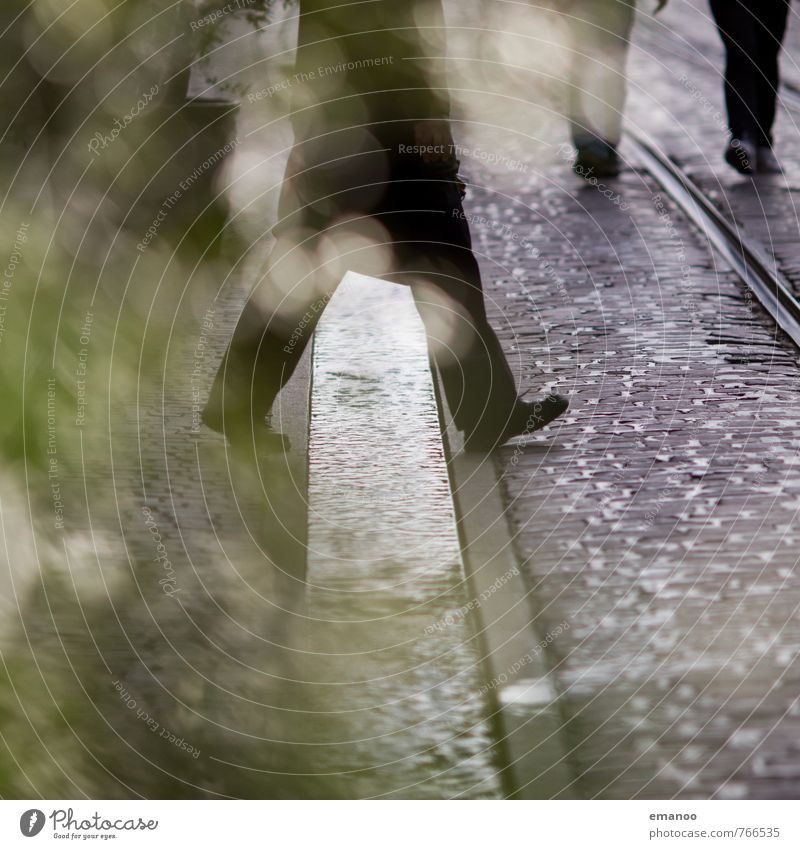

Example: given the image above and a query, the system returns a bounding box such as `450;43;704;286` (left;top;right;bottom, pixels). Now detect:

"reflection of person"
203;0;568;453
563;1;667;177
709;0;789;174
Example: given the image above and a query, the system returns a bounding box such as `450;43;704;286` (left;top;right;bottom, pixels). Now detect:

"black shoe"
725;135;757;175
464;393;569;453
574;139;620;178
757;145;781;174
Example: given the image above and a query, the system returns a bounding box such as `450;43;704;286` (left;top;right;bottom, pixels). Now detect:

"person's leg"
203;130;392;439
202;231;335;438
565;9;596;149
565;0;634;175
586;0;635;148
407;238;520;438
383;160;562;443
709;0;760;141
752;0;789;147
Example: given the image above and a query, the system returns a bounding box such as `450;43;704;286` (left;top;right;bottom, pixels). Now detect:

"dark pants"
565;0;636;147
709;0;789;146
205;131;519;436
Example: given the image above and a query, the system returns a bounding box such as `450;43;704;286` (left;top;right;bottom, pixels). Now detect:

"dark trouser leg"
409;256;519;438
386;175;519;436
753;0;789;146
207;140;521;439
204;134;392;433
566;0;635;147
203;233;335;433
206;222;517;439
710;0;761;140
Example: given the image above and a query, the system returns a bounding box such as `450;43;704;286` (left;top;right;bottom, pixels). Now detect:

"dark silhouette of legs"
203;155;520;440
710;0;789;145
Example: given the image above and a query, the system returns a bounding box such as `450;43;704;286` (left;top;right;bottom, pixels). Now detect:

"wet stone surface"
0;260;327;798
305;274;501;798
632;0;800;298
6;0;800;801
445;5;800;795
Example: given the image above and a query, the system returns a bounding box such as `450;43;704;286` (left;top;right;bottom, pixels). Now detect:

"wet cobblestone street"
4;0;800;803
449;0;800;798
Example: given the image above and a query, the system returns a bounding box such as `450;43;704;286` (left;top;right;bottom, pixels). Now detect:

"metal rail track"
626;128;800;347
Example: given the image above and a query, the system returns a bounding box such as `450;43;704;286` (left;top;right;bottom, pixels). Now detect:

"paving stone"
443;0;800;798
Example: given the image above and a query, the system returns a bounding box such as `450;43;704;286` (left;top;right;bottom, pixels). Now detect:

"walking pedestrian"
562;0;668;177
709;0;790;174
203;0;568;454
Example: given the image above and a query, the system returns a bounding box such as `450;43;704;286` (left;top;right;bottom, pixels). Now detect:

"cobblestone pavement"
632;1;800;298
444;0;800;799
6;0;800;801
